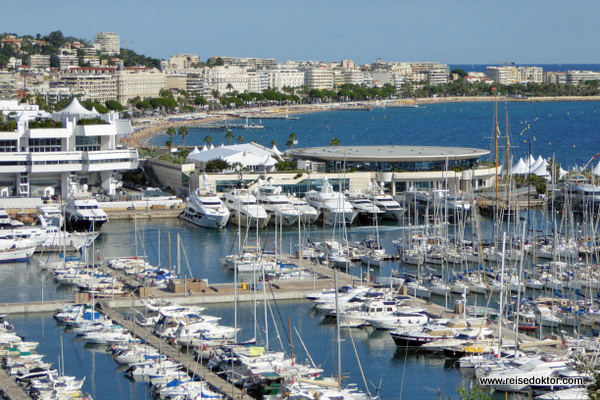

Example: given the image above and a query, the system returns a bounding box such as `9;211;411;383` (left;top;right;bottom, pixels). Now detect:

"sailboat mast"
334;269;342;386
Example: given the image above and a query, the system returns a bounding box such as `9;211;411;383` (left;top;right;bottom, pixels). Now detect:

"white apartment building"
566;70;600;85
168;54;200;69
334;69;365;87
29;55;51;70
58;55;79;70
59;68;117;103
202;66;251;94
517;66;543;84
207;56;277;69
269;68;305;91
0;98;137;197
545;71;567;84
409;62;449;85
304;68;334;90
114;68;165;105
486;66;518;85
93;32;120;56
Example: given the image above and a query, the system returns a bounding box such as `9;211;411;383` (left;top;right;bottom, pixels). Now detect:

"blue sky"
4;0;599;64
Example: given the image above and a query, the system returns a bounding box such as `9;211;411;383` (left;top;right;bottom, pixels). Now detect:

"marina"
1;103;600;400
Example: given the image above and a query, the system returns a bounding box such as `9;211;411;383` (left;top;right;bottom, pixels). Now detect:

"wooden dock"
0;368;30;400
97;301;245;400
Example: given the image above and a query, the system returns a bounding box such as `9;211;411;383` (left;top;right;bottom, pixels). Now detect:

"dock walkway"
97;301;245;400
0;368;30;400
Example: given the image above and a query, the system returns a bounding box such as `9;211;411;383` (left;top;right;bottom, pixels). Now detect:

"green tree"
286;131;298;148
329;137;341;146
178;126;189;146
203;135;213;146
236;135;244;143
451;68;468;78
105;100;125;111
205;158;230;172
166;127;176;149
194;96;208;107
270;139;277;147
225;129;235;145
457;386;491;400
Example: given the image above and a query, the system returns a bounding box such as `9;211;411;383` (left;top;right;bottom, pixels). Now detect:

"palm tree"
178;126;189;146
166;127;176;149
329;137;341;146
270;139;277;147
225;129;235;145
203;135;213;146
286;131;298;148
236;135;244;143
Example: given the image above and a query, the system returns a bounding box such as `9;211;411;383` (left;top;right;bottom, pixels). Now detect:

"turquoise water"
151;101;600;167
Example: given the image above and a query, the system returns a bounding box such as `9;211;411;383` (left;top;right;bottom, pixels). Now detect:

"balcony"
0;152;28;173
75;124;117;137
28;127;71;139
83;149;139;172
30;151;83;173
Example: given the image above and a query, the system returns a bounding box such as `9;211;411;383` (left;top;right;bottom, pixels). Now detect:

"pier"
0;368;30;400
96;300;246;400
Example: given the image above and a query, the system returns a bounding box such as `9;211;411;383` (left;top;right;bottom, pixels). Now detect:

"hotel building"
93;32;120;56
0;99;138;197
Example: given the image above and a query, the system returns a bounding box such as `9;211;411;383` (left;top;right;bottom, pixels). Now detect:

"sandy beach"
125;95;600;147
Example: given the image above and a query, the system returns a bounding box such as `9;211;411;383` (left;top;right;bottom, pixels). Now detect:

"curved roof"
288;145;489;162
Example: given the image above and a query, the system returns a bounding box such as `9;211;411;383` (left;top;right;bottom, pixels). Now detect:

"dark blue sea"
151;101;600;168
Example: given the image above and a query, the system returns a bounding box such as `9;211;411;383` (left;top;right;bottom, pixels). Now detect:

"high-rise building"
305;68;334;90
114;68;165;105
93;32;120;56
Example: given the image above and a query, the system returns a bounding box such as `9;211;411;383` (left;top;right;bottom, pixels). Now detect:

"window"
0;140;17;152
29;138;61;152
76;136;101;151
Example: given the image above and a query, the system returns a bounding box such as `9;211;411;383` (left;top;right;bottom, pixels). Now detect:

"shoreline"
125;95;600;147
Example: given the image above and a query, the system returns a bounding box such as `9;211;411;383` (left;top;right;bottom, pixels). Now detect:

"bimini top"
288;145;489;162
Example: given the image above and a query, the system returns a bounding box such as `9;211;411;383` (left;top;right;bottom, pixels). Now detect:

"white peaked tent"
527;154;536;169
209;144;215;149
592;161;600;176
271;144;284;157
531;159;549;177
559;167;568;179
510;158;528;175
55;98;98;116
190;146;200;155
529;156;544;172
200;145;208;152
260;155;277;168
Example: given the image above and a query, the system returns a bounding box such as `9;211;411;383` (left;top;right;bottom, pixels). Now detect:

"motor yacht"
182;186;230;229
223;189;270;228
305;178;357;226
65;196;108;232
253;182;301;226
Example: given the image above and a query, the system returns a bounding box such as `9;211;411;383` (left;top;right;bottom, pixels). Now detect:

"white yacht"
369;184;406;220
305;178;357;226
223;189;270;228
65;196;108;232
37;204;64;228
253;182;301;226
183;186;230;229
288;195;319;224
344;190;384;222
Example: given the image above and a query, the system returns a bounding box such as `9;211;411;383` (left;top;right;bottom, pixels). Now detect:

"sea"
150;100;600;168
5;102;600;400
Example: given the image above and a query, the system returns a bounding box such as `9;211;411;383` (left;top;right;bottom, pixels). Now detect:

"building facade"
114;68;166;105
0;98;137;197
93;32;120;56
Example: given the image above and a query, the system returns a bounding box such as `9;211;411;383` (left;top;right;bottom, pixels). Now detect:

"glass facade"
76;136;101;151
324;158;476;173
215;178;349;197
29;138;62;152
0;140;17;152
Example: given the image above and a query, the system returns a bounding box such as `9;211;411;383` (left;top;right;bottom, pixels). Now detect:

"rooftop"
287;145;489;162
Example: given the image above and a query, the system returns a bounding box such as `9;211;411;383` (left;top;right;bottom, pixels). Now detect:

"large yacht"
305;178;357;226
253;181;301;226
288;195;319;224
369;183;406;220
344;190;384;222
223;189;270;228
65;196;108;232
182;185;230;229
